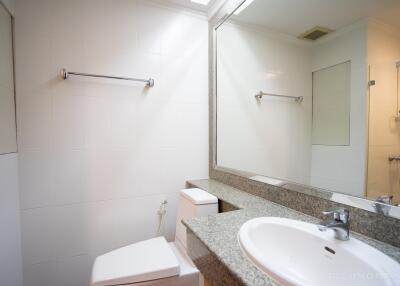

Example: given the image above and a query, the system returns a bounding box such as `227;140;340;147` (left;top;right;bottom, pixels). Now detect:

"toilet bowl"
91;188;218;286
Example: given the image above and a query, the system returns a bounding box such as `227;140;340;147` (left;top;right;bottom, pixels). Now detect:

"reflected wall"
216;0;400;203
216;15;369;197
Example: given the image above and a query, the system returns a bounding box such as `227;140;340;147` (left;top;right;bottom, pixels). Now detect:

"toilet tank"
175;188;218;250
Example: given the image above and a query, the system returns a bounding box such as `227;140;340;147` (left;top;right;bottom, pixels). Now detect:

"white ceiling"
231;0;400;37
152;0;219;12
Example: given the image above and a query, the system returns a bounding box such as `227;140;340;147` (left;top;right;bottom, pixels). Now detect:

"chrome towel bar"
255;91;303;103
60;68;154;87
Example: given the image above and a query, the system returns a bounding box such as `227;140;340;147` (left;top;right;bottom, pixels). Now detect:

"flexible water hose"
156;200;168;237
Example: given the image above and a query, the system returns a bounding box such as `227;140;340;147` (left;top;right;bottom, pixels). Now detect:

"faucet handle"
322;207;349;223
375;195;393;205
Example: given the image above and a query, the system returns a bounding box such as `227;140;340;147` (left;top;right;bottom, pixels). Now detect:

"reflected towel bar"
255;91;303;103
60;68;154;87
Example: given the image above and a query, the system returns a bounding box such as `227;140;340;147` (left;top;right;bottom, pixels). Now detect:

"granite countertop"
183;179;400;286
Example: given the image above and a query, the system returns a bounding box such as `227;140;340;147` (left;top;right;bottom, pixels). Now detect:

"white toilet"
91;188;218;286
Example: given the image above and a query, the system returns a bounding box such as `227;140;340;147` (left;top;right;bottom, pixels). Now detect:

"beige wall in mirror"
215;0;400;206
0;2;16;154
367;20;400;205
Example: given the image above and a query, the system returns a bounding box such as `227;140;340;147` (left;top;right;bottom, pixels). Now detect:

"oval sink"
238;217;400;286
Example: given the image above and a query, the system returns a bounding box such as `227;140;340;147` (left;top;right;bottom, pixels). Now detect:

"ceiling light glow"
234;0;255;15
191;0;211;5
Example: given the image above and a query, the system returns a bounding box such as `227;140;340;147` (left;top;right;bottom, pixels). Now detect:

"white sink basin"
238;217;400;286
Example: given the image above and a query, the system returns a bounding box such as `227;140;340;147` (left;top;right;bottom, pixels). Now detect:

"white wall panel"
15;1;209;285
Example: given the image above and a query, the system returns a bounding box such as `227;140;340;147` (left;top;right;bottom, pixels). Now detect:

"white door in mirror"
238;217;400;286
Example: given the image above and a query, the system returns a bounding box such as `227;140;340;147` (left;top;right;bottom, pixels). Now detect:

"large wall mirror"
0;2;16;154
215;0;400;217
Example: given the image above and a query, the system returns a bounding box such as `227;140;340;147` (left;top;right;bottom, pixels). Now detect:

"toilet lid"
91;237;180;286
180;188;218;205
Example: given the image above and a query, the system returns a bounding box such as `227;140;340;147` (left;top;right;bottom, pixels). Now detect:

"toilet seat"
91;188;218;286
91;237;180;286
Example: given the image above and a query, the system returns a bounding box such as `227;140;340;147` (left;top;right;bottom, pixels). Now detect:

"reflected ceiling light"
234;0;255;15
191;0;211;5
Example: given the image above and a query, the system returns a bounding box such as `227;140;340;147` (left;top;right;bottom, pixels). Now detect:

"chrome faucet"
317;208;350;241
373;195;393;215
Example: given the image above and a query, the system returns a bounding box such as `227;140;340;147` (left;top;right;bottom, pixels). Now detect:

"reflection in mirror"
0;2;16;154
215;0;400;212
312;61;350;146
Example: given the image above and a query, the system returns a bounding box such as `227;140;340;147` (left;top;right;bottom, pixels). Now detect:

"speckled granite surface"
210;169;400;247
184;179;400;286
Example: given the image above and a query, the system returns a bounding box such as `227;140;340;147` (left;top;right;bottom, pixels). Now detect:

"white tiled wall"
0;1;22;286
310;22;368;197
216;20;368;196
0;0;17;153
216;22;313;184
14;1;208;285
0;154;23;286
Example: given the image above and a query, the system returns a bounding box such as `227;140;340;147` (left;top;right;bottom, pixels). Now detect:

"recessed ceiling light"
234;0;255;15
191;0;211;5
